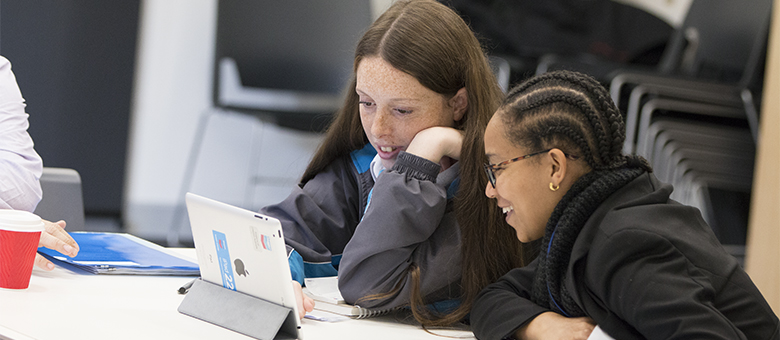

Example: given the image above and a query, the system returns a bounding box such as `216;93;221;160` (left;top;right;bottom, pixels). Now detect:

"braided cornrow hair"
500;70;650;172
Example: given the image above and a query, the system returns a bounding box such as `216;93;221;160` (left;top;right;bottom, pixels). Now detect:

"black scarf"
530;164;647;317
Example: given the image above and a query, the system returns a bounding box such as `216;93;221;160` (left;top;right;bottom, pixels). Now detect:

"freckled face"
484;114;550;242
356;56;457;169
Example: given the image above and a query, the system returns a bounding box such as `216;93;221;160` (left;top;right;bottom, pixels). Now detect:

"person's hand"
292;280;315;319
517;312;596;340
406;126;464;167
36;219;79;271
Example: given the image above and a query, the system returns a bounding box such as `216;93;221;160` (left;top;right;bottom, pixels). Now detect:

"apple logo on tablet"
234;258;249;276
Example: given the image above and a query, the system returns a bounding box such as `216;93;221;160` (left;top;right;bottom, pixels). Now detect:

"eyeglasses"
483;149;578;188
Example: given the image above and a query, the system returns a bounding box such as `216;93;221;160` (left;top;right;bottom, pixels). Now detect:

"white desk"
0;249;475;340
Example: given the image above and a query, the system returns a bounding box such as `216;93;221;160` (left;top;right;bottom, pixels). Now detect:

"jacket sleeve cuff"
391;151;441;183
288;249;305;285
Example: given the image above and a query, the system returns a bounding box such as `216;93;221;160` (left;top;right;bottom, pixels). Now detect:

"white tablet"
185;192;301;339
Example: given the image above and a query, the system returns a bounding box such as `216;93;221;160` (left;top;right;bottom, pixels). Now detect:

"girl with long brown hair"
261;0;529;324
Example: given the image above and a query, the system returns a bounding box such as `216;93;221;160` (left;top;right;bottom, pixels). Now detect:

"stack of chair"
610;0;772;264
536;0;773;264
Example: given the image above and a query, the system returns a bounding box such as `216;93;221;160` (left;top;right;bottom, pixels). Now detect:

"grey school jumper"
261;144;462;309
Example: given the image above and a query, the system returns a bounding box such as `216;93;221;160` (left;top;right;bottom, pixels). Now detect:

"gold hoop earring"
549;183;560;191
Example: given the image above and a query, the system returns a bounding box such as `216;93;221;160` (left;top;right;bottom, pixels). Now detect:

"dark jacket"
471;173;779;340
262;144;462;309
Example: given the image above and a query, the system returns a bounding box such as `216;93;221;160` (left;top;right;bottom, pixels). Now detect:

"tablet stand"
178;279;298;340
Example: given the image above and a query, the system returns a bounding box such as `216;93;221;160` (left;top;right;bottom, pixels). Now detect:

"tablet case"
178;279;299;340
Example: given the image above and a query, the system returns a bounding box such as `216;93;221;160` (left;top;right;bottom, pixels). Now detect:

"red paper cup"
0;210;44;289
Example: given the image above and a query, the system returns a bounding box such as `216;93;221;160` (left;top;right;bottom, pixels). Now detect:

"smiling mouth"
380;146;397;152
502;206;514;214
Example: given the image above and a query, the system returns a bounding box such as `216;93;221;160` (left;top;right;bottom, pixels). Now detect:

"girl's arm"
337;151;460;308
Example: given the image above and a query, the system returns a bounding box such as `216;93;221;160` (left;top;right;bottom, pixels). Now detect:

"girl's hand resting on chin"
405;127;463;170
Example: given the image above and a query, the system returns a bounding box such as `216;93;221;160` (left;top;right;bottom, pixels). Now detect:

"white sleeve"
0;56;43;212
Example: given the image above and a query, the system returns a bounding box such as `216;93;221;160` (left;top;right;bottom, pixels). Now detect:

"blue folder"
37;232;200;275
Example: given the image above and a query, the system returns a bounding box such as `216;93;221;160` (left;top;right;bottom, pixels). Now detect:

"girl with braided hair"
471;70;778;339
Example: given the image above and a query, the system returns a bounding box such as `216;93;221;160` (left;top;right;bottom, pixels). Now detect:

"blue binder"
37;232;199;275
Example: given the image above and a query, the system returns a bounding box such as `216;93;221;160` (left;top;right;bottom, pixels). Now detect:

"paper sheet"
304;276;345;303
587;326;615;340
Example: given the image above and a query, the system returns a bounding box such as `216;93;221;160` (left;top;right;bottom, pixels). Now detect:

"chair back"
34;167;85;231
212;0;371;131
657;0;773;82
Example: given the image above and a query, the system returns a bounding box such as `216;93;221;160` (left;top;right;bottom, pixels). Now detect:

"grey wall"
0;0;140;215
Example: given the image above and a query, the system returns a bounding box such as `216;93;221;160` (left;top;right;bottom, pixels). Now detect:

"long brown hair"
300;0;530;326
